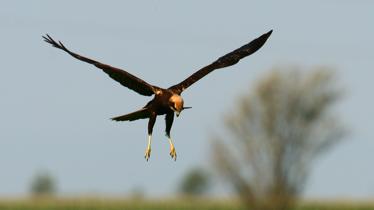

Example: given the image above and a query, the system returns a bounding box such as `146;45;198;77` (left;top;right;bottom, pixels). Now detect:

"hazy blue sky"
0;1;373;198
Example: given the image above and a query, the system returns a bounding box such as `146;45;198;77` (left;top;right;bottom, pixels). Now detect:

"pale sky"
0;1;373;198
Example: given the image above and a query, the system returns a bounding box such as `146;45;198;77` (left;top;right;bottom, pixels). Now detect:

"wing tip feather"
260;29;273;41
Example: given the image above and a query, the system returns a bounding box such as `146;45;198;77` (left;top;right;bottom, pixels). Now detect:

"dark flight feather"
43;34;159;96
169;30;272;94
111;108;150;121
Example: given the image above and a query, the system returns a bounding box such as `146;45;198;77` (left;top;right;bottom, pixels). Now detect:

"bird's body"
149;89;182;116
43;30;272;161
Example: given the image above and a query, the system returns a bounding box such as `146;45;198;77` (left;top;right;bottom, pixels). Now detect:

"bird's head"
169;94;191;117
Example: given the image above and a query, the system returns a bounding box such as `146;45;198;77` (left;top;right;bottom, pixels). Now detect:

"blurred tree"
130;186;146;200
178;167;211;196
30;171;57;197
212;67;345;210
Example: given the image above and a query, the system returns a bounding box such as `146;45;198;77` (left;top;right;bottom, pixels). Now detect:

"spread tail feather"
111;108;150;121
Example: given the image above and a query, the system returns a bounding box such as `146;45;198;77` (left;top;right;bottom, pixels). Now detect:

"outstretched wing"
169;30;272;94
43;34;159;96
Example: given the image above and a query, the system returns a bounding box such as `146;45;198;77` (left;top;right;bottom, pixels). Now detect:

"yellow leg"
144;135;152;161
168;138;177;161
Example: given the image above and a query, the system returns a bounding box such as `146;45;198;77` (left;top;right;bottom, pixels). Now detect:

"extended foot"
169;145;177;161
144;147;151;161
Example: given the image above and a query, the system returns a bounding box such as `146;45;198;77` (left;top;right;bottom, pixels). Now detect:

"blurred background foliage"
29;171;57;198
177;167;211;197
212;67;345;210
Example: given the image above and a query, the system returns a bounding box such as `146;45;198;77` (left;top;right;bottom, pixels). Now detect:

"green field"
0;198;374;210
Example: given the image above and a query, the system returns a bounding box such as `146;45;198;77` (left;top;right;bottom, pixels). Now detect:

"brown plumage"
43;30;272;161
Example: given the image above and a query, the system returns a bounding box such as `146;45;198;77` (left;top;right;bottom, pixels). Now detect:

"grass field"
0;198;374;210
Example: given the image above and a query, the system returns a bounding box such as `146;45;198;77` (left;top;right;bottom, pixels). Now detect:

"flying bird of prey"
43;30;272;161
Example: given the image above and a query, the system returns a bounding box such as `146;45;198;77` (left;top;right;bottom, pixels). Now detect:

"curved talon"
169;146;177;161
144;147;151;161
168;137;177;161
